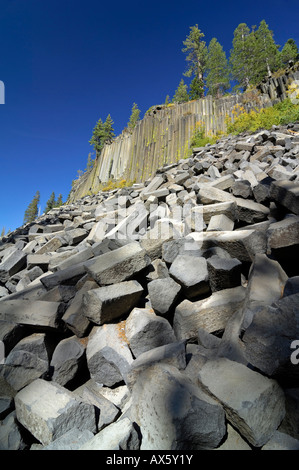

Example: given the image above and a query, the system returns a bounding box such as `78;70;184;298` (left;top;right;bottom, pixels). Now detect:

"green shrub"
190;125;218;148
226;98;299;134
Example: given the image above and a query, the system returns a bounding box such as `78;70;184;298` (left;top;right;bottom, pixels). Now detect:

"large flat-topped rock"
85;242;151;285
0;299;61;329
14;379;96;445
270;179;299;215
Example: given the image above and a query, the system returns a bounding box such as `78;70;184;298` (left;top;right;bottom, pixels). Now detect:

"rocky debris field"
1;123;299;450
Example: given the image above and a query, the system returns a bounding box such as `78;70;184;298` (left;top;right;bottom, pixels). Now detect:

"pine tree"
189;77;205;100
55;194;63;207
103;114;115;144
127;103;141;131
89;118;105;156
280;39;299;67
182;25;208;97
172;79;189;103
89;114;115;156
1;227;5;238
23;191;40;225
252;20;280;84
86;153;95;171
229;23;255;91
45;192;56;214
206;38;230;98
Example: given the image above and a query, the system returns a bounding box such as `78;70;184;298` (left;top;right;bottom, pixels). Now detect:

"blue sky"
0;0;298;233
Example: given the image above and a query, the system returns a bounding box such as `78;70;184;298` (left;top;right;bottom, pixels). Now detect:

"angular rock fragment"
207;214;234;232
270;179;299;215
127;341;186;390
0;250;27;283
85;242;150;285
63;228;88;245
173;286;246;339
242;253;288;328
83;280;143;325
198;357;285;447
86;323;133;386
14;379;96;445
40;428;94;450
0;299;61;330
235;197;270;223
197;186;236;205
242;293;299;380
131;363;226;450
266;215;299;251
79;417;140;450
50;336;86;386
189;228;267;262
0;411;26;450
169;255;210;299
74;383;120;431
207;256;242;292
125;308;176;357
147;277;181;315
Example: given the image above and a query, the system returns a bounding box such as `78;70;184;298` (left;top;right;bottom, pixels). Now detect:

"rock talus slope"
1;123;299;450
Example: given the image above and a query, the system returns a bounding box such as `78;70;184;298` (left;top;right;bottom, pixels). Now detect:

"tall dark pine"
23;191;40;225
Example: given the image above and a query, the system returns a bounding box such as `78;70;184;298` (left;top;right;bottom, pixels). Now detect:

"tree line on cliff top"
173;20;299;103
89;20;299;160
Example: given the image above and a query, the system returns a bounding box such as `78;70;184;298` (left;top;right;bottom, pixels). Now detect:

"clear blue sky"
0;0;298;233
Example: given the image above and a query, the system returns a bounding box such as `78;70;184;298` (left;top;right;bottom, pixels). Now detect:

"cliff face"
68;65;299;203
69;94;243;201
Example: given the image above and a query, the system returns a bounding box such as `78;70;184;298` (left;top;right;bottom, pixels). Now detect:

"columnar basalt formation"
68;65;299;203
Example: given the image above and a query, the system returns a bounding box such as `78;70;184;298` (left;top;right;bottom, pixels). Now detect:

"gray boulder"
169;255;210;299
207;256;242;292
79;417;140;450
242;293;299;380
198;357;285;447
14;379;96;446
147;278;181;315
85;242;151;285
50;336;86;386
131;363;226;450
83;280;143;325
125;308;176;358
174;286;246;340
86;323;133;386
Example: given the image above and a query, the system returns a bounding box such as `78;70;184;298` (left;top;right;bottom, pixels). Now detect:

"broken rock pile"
1;123;299;450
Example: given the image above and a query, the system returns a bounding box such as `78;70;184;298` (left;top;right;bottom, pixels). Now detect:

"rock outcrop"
1;122;299;450
68;64;299;202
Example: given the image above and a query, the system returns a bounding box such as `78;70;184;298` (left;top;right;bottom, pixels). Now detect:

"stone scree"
1;123;299;450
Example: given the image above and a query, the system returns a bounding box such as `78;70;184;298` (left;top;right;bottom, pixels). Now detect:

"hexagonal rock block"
270;179;299;215
125;308;176;358
147;278;181;315
14;379;96;446
0;250;27;283
131;363;226;450
266;216;299;251
86;323;133;387
242;293;299;380
169;255;210;299
85;242;151;285
173;286;246;340
83;280;144;325
207;256;242;292
50;336;86;386
198;357;285;447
